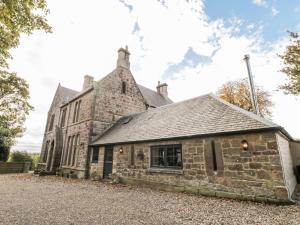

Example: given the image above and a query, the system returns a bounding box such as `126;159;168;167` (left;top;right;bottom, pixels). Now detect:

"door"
103;146;113;178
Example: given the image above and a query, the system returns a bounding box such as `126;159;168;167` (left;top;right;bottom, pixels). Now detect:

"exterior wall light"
241;140;249;150
119;147;123;154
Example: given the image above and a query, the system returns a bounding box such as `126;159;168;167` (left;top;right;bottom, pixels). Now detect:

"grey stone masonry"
40;47;171;179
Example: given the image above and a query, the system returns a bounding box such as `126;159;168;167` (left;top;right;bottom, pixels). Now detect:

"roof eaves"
90;126;282;147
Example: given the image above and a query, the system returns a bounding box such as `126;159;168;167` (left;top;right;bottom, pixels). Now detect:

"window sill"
146;168;183;175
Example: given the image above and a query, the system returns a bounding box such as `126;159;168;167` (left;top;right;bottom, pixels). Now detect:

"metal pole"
243;54;260;115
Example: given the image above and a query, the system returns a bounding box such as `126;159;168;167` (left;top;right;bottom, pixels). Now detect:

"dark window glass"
122;82;126;94
211;140;218;172
68;136;75;165
130;145;135;166
76;100;81;122
150;145;182;169
92;148;99;163
72;135;78;166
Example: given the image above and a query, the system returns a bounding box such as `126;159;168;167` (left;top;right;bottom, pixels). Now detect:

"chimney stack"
117;46;130;69
82;75;94;90
156;81;168;98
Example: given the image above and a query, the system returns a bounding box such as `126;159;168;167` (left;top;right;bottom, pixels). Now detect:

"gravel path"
0;173;300;225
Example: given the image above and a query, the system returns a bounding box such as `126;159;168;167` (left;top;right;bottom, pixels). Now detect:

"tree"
0;0;52;68
0;71;33;147
217;78;273;118
0;140;10;162
279;31;300;95
0;0;51;150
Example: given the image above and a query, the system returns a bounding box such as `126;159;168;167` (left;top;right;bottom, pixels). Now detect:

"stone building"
40;47;298;203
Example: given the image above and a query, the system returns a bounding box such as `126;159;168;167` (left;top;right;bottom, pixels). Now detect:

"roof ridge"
208;93;279;128
148;93;212;110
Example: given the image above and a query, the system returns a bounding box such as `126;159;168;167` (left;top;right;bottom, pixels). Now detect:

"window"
73;102;78;123
74;134;80;166
63;136;71;166
76;100;81;122
60;108;67;127
43;141;50;163
92;148;99;163
67;136;75;165
121;81;126;94
129;145;135;166
72;135;79;166
48;114;55;131
73;100;81;123
211;140;218;172
150;144;182;169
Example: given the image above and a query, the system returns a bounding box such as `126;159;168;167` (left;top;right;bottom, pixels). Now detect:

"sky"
9;0;300;152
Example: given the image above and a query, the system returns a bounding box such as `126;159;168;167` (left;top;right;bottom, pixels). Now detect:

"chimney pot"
82;75;94;90
117;46;130;69
156;81;168;98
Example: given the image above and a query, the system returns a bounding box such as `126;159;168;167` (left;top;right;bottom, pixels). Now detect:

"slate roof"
60;85;79;103
138;84;173;107
92;94;283;146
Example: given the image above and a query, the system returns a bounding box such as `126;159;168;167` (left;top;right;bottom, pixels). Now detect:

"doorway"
103;146;113;178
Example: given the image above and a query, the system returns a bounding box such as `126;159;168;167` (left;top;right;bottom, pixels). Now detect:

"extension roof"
92;94;288;146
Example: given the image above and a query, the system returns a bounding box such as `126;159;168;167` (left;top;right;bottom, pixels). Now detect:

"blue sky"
206;0;300;41
9;0;300;152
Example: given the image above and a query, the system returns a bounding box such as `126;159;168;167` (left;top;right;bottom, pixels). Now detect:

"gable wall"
290;141;300;167
60;89;95;178
40;87;67;165
92;67;146;138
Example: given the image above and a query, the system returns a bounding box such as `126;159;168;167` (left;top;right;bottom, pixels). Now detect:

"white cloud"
271;7;279;16
9;0;300;152
252;0;267;7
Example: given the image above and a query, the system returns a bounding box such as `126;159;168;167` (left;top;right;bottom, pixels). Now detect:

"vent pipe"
243;54;260;115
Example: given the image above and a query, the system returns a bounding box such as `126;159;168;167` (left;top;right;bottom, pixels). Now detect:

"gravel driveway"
0;173;300;225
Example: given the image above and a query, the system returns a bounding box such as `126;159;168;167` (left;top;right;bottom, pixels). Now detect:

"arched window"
122;81;126;94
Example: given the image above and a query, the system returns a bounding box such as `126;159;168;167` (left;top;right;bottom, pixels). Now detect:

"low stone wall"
0;162;31;174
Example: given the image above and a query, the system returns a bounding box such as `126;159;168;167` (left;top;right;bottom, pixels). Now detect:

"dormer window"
122;81;126;94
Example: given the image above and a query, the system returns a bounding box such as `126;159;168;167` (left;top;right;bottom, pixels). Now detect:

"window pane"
151;148;164;167
92;148;99;163
151;145;182;169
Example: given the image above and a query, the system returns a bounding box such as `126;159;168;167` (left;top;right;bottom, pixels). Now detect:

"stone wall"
94;131;294;203
0;162;31;174
92;67;146;138
60;89;95;178
40;84;80;172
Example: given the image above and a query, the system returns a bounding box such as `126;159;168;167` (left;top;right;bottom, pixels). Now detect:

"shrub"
9;151;32;163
